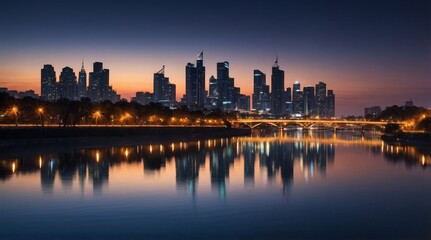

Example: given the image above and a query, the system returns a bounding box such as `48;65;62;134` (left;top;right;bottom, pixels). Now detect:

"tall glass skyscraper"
271;58;285;117
185;52;205;108
77;60;87;99
41;64;57;101
252;70;270;111
59;66;77;100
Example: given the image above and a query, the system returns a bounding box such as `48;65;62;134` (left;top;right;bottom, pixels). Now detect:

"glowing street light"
37;107;44;127
92;111;102;125
9;106;19;127
120;112;132;125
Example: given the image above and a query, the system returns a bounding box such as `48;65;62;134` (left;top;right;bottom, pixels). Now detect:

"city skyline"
0;0;429;115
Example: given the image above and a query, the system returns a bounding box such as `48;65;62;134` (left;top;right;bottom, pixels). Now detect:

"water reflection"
0;130;430;196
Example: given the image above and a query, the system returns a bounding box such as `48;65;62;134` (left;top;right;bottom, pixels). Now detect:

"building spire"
156;65;165;75
197;51;203;61
81;59;85;70
273;55;279;68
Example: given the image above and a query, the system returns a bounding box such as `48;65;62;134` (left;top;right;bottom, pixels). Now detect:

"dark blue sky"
0;0;429;115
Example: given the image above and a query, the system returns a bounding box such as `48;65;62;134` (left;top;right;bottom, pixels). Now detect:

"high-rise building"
285;87;292;115
364;106;381;118
209;75;218;98
271;58;285;117
238;94;250;111
185;52;205;108
185;63;197;105
196;52;205;107
41;64;58;101
77;60;87;99
216;61;235;110
252;70;270;112
153;65;176;107
293;81;300;92
292;90;304;115
315;82;326;116
88;62;110;102
58;66;77;100
303;86;315;116
207;75;218;108
132;91;154;105
325;90;335;117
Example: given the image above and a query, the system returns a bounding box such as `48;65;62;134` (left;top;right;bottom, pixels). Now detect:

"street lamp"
10;106;19;127
38;107;44;127
92;111;102;125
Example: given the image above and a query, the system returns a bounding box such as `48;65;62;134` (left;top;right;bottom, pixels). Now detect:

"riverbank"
0;126;251;149
381;131;431;146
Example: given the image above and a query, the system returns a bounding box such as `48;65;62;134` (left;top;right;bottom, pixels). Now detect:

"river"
0;130;430;239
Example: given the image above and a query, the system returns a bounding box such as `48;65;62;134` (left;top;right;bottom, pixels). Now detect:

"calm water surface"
0;130;430;239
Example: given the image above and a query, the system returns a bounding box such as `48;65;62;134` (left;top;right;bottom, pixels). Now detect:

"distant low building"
364;106;382;118
405;99;414;107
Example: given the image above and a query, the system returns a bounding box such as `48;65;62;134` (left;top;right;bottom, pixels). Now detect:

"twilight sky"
0;0;429;115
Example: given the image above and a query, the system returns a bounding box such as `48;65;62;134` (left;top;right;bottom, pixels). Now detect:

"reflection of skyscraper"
271;58;285;117
210;147;232;199
58;152;77;190
243;142;255;184
175;155;199;195
41;159;57;194
88;157;109;193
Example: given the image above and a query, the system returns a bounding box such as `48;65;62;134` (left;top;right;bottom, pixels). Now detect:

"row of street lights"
3;106;225;127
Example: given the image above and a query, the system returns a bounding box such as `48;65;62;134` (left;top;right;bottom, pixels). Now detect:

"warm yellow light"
39;156;43;168
38;107;44;114
96;151;100;162
422;155;426;166
125;149;129;157
12;163;16;173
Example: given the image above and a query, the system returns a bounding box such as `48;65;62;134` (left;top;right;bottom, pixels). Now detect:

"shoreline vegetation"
0;126;251;149
381;131;431;146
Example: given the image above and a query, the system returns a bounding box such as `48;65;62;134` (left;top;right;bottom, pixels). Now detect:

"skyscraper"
208;75;218;98
185;52;205;108
303;86;315;116
292;90;304;115
185;63;197;106
285;87;292;115
216;61;235;110
315;82;326;116
153;65;176;107
41;64;57;101
196;52;205;107
88;62;110;102
58;66;77;100
77;60;87;99
271;57;285;117
252;70;270;111
325;90;335;117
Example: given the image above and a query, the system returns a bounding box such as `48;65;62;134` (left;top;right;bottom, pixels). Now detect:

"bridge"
231;119;403;130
